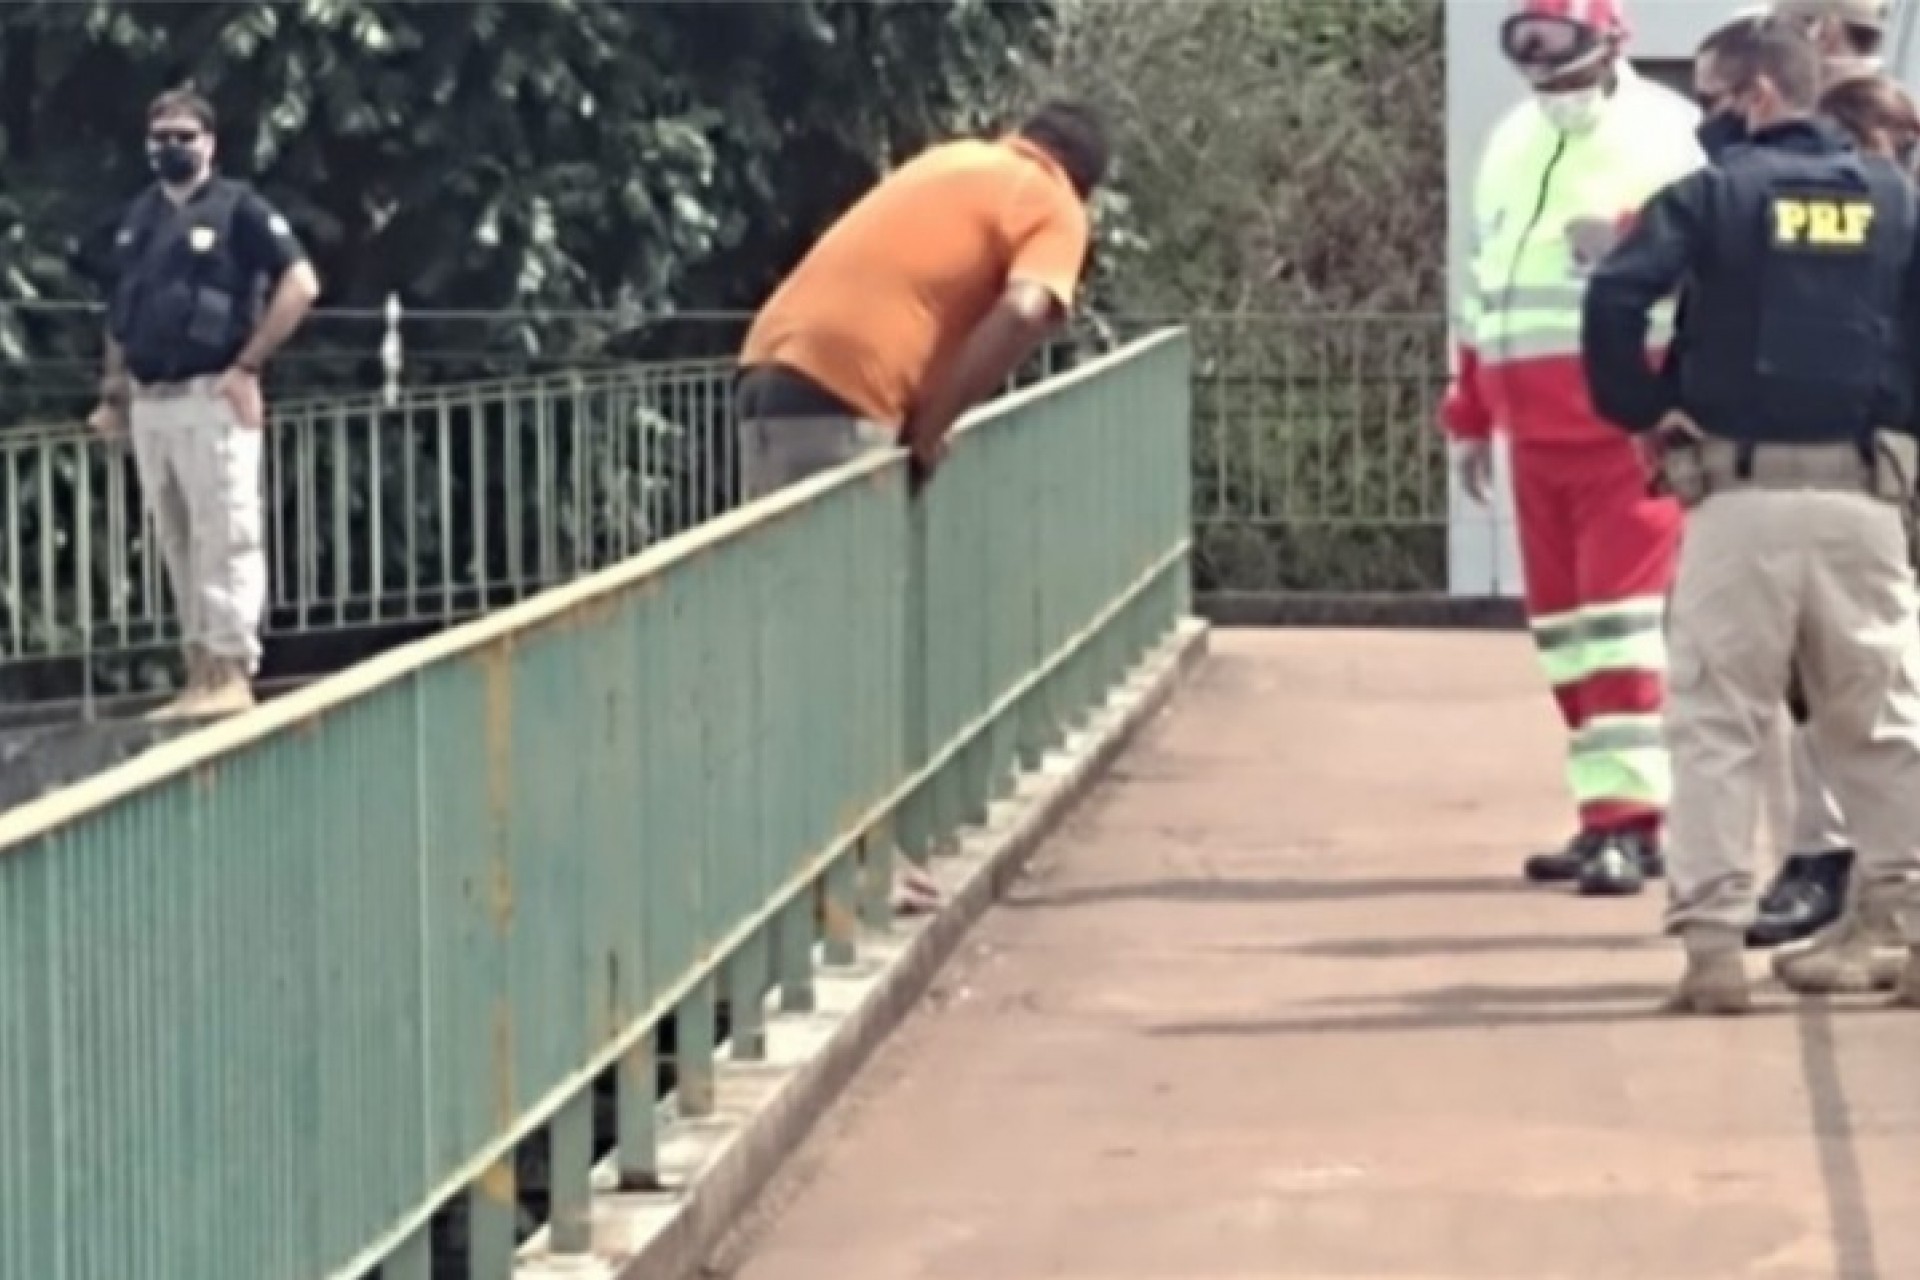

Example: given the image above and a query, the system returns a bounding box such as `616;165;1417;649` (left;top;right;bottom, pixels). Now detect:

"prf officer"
1580;18;1920;1015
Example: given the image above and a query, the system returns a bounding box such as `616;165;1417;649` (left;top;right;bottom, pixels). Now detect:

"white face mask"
1538;85;1606;134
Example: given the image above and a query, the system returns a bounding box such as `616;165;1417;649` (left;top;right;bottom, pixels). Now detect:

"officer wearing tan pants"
1744;0;1894;950
89;88;318;718
1581;17;1920;1013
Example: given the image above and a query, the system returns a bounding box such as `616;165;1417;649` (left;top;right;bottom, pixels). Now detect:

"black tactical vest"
108;179;260;383
1678;124;1918;445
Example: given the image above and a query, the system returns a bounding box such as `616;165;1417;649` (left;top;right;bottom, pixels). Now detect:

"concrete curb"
516;618;1210;1280
1197;590;1527;631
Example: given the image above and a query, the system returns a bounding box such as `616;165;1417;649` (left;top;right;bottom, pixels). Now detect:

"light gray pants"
1664;481;1920;942
737;414;893;501
129;378;267;673
1786;724;1852;854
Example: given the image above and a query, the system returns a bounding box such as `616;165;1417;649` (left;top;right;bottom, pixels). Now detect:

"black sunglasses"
149;129;202;146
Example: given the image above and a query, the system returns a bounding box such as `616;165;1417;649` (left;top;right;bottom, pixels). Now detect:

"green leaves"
1039;0;1443;319
1;0;1051;422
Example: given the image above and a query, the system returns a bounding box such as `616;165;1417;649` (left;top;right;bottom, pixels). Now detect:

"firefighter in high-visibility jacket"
1441;0;1705;895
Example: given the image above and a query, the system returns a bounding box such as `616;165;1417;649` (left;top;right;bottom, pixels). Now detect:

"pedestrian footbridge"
3;331;1915;1280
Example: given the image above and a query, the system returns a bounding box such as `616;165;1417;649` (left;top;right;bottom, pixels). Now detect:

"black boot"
1576;828;1661;897
1746;850;1854;949
1525;829;1663;886
1523;830;1604;883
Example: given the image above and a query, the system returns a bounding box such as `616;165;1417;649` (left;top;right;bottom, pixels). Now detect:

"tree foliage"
1045;0;1444;318
0;0;1051;419
1040;0;1449;592
0;0;1055;704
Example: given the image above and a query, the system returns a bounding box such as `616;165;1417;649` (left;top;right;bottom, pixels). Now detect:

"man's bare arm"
102;331;129;391
903;281;1062;454
89;333;131;434
235;260;320;372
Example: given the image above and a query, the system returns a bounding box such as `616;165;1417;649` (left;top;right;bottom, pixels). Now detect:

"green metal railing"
0;310;1448;706
0;330;1192;1280
0;359;738;697
0;333;1123;705
1184;312;1450;594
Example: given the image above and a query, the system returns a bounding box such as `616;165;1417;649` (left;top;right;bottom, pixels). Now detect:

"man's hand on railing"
905;423;949;495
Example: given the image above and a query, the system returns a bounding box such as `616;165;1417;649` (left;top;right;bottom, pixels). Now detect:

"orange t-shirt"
738;135;1090;429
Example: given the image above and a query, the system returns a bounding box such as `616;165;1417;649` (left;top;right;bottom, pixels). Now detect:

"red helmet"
1501;0;1629;84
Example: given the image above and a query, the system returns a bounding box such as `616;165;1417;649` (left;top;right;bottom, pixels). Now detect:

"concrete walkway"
715;631;1920;1280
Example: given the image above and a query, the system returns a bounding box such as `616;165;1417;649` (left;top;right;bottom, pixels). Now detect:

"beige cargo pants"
1664;440;1920;943
1785;725;1852;854
129;378;268;674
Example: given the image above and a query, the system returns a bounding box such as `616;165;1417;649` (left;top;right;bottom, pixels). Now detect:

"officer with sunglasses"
88;88;321;719
1581;16;1920;1015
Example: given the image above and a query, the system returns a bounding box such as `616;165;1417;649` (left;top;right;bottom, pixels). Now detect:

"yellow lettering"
1808;202;1843;243
1845;201;1875;241
1773;197;1873;246
1775;199;1809;242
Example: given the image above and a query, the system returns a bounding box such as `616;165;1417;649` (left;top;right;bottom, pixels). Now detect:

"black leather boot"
1524;829;1663;887
1523;830;1604;883
1577;829;1661;897
1746;850;1853;949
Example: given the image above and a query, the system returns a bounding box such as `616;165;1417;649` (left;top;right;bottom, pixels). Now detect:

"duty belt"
1658;431;1917;509
130;375;220;402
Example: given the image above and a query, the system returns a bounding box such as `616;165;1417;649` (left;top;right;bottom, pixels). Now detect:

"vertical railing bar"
536;387;556;588
37;436;55;662
74;437;95;710
106;435;130;651
297;402;318;631
571;381;589;577
504;394;524;599
403;393;420;621
5;442;23;655
331;400;350;627
474;387;493;615
267;412;287;615
368;398;386;625
436;396;454;621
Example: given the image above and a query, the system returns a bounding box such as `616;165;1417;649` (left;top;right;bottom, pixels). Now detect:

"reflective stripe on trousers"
1531;597;1671;811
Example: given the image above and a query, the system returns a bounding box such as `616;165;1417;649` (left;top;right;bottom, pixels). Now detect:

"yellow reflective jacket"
1442;64;1705;445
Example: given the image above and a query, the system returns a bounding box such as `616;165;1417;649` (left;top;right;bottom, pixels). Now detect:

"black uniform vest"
108;179;261;384
1678;123;1917;445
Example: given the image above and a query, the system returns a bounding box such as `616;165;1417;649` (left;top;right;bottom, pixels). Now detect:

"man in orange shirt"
736;99;1109;497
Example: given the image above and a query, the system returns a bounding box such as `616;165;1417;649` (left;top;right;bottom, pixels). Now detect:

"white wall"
1443;0;1757;596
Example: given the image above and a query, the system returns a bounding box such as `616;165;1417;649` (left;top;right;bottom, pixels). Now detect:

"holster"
1655;440;1712;507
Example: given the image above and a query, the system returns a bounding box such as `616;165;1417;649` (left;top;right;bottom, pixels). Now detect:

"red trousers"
1511;437;1682;834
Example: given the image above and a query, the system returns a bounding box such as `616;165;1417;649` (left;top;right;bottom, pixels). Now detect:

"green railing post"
548;1093;595;1254
726;932;769;1062
775;895;818;1013
676;977;718;1117
466;1161;518;1280
616;1032;662;1192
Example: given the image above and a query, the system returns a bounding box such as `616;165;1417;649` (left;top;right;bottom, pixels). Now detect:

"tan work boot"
1894;949;1920;1009
147;645;211;720
1666;926;1752;1015
1772;886;1903;996
1866;942;1910;992
194;656;257;716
